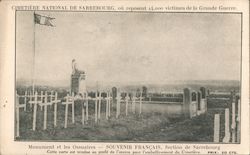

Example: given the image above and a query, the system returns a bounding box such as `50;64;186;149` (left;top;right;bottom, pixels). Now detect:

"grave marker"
85;92;89;121
105;94;108;119
82;104;85;125
125;93;129;116
108;92;111;117
105;92;111;119
223;108;230;143
132;94;136;114
43;92;48;130
28;91;40;131
63;94;69;128
15;92;20;137
24;91;27;111
197;91;201;111
231;102;236;143
52;92;60;127
213;114;220;143
116;92;121;118
95;92;98;123
195;91;199;112
98;92;101;120
237;99;241;142
72;92;75;124
112;87;117;109
29;91;33;106
200;87;206;99
40;91;44;111
119;92;121;116
49;91;54;109
62;93;74;128
139;91;143;115
183;88;191;118
81;92;87;124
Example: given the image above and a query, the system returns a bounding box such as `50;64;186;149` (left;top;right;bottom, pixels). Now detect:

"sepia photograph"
15;11;241;143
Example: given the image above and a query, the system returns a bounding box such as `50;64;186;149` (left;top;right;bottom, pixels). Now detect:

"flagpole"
31;13;55;94
32;11;36;95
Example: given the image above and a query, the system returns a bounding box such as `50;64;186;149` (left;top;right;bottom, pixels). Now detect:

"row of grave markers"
59;91;144;127
15;91;60;136
15;87;209;137
213;99;241;143
16;88;241;142
15;90;145;137
62;91;112;127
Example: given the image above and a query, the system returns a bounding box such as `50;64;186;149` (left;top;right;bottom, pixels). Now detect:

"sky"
16;11;241;87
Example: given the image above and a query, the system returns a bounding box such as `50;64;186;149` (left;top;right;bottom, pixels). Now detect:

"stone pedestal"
71;73;86;95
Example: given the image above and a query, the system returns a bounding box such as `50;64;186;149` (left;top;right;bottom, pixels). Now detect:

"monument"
71;59;86;96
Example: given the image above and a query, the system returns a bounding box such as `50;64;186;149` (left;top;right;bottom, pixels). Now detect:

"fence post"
213;114;220;143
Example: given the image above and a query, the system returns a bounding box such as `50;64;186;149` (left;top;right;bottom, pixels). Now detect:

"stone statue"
71;59;86;96
72;59;85;75
72;59;77;74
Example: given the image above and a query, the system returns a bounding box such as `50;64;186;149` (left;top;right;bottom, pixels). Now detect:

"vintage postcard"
0;0;249;155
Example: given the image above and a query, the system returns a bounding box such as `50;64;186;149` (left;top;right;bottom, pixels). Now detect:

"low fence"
145;87;208;118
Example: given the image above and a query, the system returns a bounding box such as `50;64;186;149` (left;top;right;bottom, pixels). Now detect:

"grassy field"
15;81;240;142
16;98;228;142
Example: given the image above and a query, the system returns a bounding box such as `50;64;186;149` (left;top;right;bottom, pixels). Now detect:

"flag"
34;13;55;27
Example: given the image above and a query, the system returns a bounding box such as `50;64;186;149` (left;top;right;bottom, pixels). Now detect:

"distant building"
71;59;86;95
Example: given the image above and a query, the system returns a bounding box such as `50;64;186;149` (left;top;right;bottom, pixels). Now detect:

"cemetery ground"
16;97;228;142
